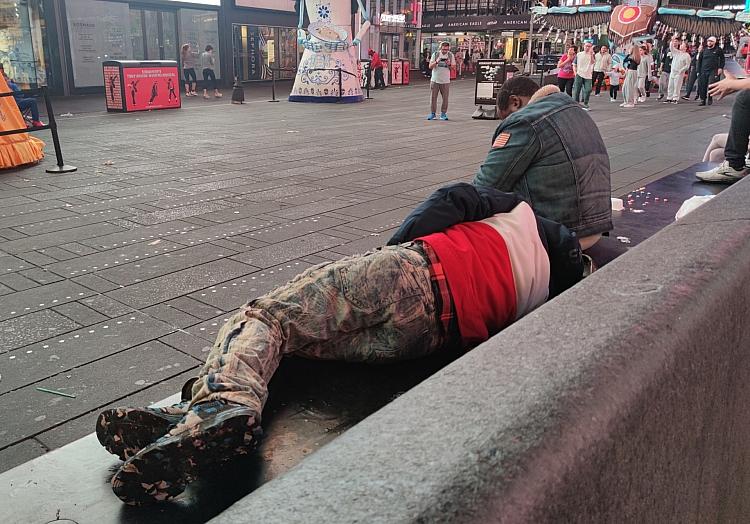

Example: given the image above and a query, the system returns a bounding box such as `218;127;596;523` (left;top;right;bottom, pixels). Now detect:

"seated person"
97;182;592;505
696;73;750;183
1;67;44;128
473;77;612;250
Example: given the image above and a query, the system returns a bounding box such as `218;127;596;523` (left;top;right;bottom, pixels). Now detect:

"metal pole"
527;9;534;76
338;67;343;101
365;64;372;99
269;68;280;102
42;86;77;173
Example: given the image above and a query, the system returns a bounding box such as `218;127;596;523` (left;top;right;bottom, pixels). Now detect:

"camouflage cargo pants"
189;245;445;421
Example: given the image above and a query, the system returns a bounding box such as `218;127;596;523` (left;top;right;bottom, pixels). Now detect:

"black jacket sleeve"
387;183;524;245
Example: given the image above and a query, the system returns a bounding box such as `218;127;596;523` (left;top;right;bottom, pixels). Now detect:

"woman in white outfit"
667;42;691;103
621;44;641;108
290;0;371;103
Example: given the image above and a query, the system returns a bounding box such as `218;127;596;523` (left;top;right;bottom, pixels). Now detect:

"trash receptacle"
390;59;410;85
103;60;181;113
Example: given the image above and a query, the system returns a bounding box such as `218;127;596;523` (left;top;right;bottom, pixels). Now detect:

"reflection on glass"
232;24;298;81
130;10;144;60
0;0;48;87
180;9;220;78
144;10;160;59
161;12;177;61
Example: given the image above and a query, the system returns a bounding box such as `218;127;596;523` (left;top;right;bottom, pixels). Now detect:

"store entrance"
130;9;178;61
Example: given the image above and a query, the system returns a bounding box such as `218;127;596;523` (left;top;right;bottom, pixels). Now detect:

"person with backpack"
427;41;456;121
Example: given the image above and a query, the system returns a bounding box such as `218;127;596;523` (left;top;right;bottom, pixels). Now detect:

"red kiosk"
103;60;181;113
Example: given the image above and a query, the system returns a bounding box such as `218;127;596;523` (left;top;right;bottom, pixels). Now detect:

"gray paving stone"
0;283;13;296
105;258;256;309
36;246;79;261
142;303;203;329
230;233;344;269
0;228;27;241
0;310;81;353
0;281;94;323
32;369;198;456
56;242;103;256
199;201;283;223
94;244;236;287
0;195;37;209
161;217;276;247
0;223;126;254
189;259;316;311
0;313;175;395
17;251;60;267
12;209;128;236
19;268;65;286
71;274;120;294
127;201;236;226
0;438;47;474
158;330;214;360
79;295;135;317
29;183;123;201
0;341;197;448
0;208;76;230
0;273;40;292
247;215;344;244
51;302;108;326
334;196;419;219
78;220;197;250
163;296;225;320
0;254;32;273
344;208;413;233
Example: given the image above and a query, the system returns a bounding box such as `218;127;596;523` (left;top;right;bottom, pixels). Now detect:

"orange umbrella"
0;74;44;169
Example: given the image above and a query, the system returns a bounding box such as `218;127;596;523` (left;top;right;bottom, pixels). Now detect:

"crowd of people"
558;36;726;109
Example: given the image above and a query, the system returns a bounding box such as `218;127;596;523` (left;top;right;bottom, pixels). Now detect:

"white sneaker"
610;98;615;102
622;103;635;108
637;96;645;103
695;161;749;183
619;102;626;107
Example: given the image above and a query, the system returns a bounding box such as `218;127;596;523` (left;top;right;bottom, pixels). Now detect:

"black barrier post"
338;67;343;101
39;87;76;173
365;64;372;100
269;69;280;103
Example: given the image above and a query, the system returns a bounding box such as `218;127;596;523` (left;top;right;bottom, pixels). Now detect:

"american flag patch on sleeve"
492;132;511;148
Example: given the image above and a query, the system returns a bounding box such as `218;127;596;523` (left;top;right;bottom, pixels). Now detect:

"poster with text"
235;0;295;11
65;0;132;87
123;67;181;112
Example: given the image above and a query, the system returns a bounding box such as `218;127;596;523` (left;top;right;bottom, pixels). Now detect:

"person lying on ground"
696;74;750;183
97;182;592;505
472;77;612;250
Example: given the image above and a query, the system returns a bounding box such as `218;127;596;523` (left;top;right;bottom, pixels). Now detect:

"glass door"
132;9;178;61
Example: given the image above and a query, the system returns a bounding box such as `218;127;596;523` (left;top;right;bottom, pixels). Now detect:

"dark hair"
295;0;358;14
205;44;213;52
496;76;540;111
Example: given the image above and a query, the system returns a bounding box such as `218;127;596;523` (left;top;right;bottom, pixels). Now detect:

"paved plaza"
0;77;735;474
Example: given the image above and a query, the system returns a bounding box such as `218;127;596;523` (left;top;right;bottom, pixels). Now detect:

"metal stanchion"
0;88;76;173
337;67;343;101
42;87;76;173
269;69;280;102
365;64;372;100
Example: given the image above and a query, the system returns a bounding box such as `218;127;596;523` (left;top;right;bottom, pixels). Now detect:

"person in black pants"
682;45;700;100
696;75;750;183
697;36;725;106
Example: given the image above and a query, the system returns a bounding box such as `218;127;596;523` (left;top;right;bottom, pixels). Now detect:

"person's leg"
572;75;582;102
202;68;209;97
593;72;601;95
189;69;197;94
110;247;443;504
724;90;750;170
16;99;39;122
684;68;697;98
674;74;684;101
658;72;668;98
430;81;439;115
582;77;592;105
565;77;574;96
440;83;449;115
557;76;567;92
667;73;677;100
702;133;728;162
637;76;645;99
697;71;708;102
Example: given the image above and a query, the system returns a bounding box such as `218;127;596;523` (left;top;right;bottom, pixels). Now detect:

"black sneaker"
707;98;713;106
694;95;699;101
698;101;706;106
96;377;197;461
111;400;261;505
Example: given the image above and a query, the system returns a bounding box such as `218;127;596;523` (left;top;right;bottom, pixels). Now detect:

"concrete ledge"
211;177;750;523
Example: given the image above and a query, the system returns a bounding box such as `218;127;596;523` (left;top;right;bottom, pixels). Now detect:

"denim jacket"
473;92;612;238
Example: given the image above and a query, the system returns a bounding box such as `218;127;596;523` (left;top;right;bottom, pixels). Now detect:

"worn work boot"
696;161;749;183
96;378;197;461
111;400;260;505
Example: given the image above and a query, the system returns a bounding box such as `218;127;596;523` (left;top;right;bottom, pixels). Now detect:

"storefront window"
179;9;221;77
65;0;131;87
232;24;298;82
0;0;49;87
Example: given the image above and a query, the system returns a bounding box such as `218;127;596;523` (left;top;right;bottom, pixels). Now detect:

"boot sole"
97;408;182;461
111;405;257;505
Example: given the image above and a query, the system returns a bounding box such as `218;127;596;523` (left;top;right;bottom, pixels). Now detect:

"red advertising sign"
104;66;123;110
123;66;181;111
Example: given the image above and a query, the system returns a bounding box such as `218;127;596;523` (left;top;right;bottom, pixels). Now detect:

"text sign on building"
381;14;406;24
474;59;506;106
